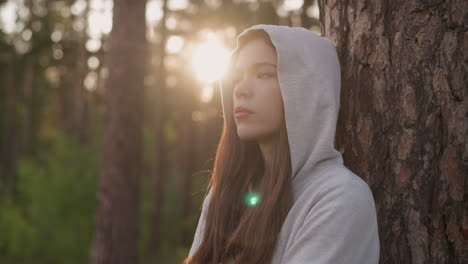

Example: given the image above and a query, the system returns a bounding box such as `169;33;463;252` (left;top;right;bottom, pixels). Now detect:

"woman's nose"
233;78;252;98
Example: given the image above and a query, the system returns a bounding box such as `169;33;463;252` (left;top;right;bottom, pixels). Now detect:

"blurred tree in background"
89;0;146;263
0;0;321;263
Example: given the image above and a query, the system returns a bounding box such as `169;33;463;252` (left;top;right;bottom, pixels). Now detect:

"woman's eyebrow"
234;62;277;73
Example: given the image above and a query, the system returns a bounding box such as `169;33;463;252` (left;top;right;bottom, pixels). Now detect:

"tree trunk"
90;0;147;263
72;0;90;144
301;0;314;29
147;0;169;259
318;0;467;263
20;55;37;156
0;53;18;194
179;93;198;248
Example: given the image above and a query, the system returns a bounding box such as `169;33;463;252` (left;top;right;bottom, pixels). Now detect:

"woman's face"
232;39;284;143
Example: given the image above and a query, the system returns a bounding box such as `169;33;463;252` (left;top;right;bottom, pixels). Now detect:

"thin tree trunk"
20;0;41;157
90;0;147;263
72;0;90;144
301;0;314;29
20;56;36;156
179;94;198;248
318;0;467;263
0;53;18;194
147;0;169;259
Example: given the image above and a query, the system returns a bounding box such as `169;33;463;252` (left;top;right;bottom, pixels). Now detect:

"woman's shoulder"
283;168;380;263
297;165;376;214
317;164;371;193
324;166;373;196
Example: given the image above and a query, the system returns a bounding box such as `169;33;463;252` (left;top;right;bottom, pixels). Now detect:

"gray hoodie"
188;24;380;264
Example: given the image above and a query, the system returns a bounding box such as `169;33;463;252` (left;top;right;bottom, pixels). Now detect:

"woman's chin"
236;130;261;142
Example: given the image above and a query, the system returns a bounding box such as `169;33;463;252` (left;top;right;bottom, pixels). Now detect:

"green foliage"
0;135;99;264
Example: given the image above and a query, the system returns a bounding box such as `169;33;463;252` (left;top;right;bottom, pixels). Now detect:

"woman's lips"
234;106;254;118
235;111;252;118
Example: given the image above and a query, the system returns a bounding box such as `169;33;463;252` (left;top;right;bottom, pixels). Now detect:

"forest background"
0;0;466;264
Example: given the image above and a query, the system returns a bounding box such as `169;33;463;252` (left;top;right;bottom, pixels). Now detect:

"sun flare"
191;37;230;83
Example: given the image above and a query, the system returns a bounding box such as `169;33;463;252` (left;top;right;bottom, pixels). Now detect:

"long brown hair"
185;30;293;264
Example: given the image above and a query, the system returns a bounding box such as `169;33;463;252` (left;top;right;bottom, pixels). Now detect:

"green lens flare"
244;191;261;207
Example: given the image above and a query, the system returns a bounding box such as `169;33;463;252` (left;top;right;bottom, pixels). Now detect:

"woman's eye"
257;72;271;79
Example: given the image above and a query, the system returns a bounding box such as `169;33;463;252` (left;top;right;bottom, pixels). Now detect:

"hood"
219;24;343;198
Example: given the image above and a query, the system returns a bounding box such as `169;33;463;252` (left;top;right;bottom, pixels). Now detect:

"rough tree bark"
90;0;147;263
318;0;467;263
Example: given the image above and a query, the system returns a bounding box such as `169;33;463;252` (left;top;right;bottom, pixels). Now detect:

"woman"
184;24;380;264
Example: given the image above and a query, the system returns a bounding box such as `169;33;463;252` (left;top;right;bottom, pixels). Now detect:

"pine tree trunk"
90;0;147;263
301;0;314;29
72;0;90;144
20;56;36;156
0;53;18;194
179;97;198;248
318;0;467;263
147;0;169;259
20;0;41;158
